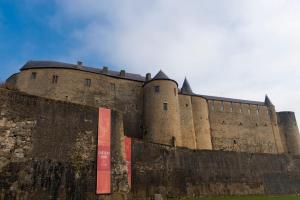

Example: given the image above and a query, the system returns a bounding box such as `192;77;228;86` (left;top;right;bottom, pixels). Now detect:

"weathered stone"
14;149;24;158
0;118;7;127
1;110;6;116
154;194;163;200
0;136;15;153
1;88;300;200
0;157;9;170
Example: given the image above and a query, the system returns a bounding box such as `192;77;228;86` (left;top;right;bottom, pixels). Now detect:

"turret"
179;78;196;149
265;95;276;124
264;95;285;154
277;112;300;155
143;70;181;146
180;78;212;150
181;78;194;95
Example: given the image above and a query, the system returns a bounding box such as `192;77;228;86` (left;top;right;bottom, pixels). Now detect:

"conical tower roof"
181;78;194;95
152;70;170;80
143;70;178;87
265;95;274;106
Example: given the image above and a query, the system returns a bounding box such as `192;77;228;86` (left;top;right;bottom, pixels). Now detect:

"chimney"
77;61;83;68
146;73;151;81
102;66;108;74
120;70;126;77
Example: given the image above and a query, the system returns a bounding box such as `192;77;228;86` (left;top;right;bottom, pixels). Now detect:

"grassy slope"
170;196;299;200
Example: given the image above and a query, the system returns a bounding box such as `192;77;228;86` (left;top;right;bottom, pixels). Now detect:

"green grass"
170;196;299;200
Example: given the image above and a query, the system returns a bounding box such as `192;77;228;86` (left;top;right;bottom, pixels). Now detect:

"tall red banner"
125;137;132;188
97;108;111;194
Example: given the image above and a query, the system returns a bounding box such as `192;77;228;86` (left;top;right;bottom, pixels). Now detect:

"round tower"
180;78;212;150
143;70;181;146
191;96;213;150
265;95;285;154
179;78;197;149
277;112;300;155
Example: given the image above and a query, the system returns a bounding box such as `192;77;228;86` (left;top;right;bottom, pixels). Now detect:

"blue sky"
1;0;300;121
0;1;57;80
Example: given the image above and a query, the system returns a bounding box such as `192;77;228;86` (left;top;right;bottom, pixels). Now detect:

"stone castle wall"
16;68;143;138
0;88;129;200
11;67;300;154
207;100;280;154
132;139;300;199
2;88;300;200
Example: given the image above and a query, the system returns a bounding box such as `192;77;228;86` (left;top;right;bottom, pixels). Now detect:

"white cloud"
54;0;300;122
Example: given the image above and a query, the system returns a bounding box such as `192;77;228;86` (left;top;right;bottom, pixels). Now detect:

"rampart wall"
1;89;300;200
0;88;129;200
132;140;300;199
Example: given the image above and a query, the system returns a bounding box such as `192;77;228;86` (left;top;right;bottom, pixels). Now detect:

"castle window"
163;102;168;111
154;86;160;93
171;136;176;146
85;79;91;87
31;72;37;80
52;75;58;84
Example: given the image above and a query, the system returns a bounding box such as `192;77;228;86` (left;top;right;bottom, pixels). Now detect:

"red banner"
97;108;111;194
125;137;132;188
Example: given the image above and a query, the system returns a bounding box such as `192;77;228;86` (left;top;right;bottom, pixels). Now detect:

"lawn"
170;196;299;200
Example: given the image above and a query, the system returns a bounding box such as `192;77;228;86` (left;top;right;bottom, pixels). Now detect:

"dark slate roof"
264;95;274;106
181;78;194;95
152;70;170;80
143;70;178;86
198;94;265;105
21;60;146;82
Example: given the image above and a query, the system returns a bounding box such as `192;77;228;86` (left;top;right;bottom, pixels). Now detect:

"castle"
6;60;300;155
2;60;300;199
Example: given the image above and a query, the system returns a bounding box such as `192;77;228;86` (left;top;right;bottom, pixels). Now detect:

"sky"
1;0;300;122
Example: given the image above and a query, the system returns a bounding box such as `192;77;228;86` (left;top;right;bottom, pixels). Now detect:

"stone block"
0;157;9;170
0;118;6;127
14;148;24;158
154;194;163;200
